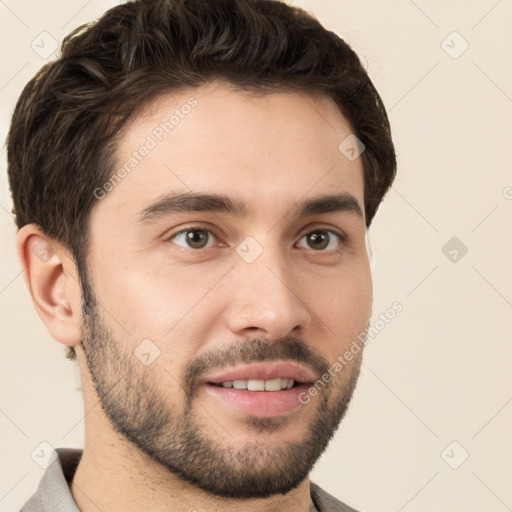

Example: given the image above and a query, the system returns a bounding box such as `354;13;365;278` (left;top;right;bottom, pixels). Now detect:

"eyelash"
165;225;346;253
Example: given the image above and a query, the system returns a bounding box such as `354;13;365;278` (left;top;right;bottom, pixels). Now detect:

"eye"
167;228;217;250
166;226;345;252
296;229;344;251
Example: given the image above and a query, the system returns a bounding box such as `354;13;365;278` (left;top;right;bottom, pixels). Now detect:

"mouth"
209;377;299;391
202;362;316;417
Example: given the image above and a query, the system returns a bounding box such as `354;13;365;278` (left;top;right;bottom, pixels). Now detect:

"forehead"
93;82;365;226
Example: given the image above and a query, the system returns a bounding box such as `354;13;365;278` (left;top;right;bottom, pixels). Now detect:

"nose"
226;241;312;340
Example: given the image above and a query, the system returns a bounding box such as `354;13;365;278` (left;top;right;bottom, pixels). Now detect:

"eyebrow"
136;191;364;224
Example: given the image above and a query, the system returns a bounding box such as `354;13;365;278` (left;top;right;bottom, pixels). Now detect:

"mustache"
181;336;330;398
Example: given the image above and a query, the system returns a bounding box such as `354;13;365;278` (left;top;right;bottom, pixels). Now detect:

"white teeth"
248;379;265;391
264;378;282;391
218;378;295;391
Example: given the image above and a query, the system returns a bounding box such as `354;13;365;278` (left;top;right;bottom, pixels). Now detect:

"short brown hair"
7;0;396;361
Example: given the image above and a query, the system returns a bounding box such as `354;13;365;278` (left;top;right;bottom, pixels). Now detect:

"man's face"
79;82;372;498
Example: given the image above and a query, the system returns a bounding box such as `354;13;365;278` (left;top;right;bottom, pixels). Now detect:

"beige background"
1;1;511;511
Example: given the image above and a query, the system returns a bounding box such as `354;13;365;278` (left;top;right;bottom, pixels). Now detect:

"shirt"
20;448;360;512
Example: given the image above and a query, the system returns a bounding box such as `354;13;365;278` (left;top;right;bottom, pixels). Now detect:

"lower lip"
204;383;310;417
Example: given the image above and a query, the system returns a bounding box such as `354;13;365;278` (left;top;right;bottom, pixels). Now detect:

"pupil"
187;230;207;248
309;231;328;250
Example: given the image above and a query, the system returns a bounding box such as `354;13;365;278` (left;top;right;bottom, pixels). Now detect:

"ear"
16;224;83;348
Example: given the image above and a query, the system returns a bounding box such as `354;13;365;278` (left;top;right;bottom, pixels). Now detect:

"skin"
17;80;373;512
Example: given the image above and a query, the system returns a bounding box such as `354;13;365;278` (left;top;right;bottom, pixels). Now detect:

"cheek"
312;264;372;346
91;261;224;352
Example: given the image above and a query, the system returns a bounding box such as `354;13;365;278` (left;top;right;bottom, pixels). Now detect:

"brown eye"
169;229;216;249
297;230;343;251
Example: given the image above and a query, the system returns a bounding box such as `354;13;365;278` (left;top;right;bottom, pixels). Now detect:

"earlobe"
16;224;82;348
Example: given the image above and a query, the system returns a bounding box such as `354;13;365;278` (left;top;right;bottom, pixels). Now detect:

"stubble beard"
79;287;364;498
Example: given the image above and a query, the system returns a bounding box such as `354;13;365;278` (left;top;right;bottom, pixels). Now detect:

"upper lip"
204;361;317;385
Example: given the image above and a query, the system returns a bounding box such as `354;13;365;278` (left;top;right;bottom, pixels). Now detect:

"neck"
70;428;312;512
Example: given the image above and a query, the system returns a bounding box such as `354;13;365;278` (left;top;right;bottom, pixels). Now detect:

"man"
7;0;396;510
